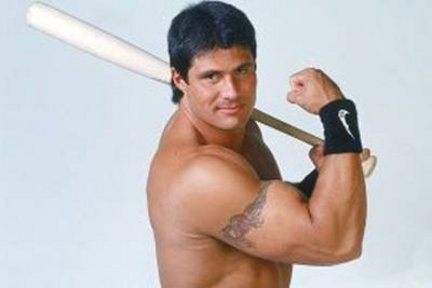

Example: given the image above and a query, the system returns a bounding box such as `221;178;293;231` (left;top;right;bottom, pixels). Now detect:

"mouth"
217;105;242;115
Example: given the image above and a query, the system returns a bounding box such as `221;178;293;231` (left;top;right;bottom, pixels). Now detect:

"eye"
201;71;221;83
206;72;217;80
236;65;252;76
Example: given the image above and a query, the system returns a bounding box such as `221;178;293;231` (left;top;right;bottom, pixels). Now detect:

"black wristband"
295;169;318;199
319;99;363;155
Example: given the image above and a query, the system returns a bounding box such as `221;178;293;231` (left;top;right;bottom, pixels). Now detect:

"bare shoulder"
184;145;260;181
157;145;262;230
172;145;261;203
147;140;259;203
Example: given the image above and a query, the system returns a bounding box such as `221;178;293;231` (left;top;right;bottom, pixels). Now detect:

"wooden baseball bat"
26;2;377;177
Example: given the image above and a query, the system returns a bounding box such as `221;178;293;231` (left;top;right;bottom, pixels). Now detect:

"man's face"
174;46;257;132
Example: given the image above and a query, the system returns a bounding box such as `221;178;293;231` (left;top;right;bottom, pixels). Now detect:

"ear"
172;68;188;94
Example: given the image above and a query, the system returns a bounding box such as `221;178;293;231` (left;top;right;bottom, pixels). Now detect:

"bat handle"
252;108;377;178
252;108;322;145
362;155;377;178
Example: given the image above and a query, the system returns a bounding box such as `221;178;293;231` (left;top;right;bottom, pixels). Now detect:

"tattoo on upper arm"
221;181;272;248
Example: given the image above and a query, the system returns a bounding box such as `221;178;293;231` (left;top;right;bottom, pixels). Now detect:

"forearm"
308;153;366;259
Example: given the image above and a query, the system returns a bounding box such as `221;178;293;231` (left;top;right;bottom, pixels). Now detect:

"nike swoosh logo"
338;109;355;139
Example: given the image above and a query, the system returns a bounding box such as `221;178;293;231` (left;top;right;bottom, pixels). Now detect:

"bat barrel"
26;2;171;83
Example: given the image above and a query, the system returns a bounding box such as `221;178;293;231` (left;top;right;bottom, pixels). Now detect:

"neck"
179;103;246;151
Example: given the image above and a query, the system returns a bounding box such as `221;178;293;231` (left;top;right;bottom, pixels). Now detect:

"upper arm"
172;150;342;265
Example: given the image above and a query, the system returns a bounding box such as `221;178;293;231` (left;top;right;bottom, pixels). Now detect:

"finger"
287;90;298;104
360;148;371;162
289;74;305;92
315;144;325;155
309;144;324;159
308;144;325;169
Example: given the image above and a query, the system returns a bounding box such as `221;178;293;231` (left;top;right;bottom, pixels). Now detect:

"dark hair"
167;1;257;103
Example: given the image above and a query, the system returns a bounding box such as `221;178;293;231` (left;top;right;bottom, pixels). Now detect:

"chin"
214;114;250;131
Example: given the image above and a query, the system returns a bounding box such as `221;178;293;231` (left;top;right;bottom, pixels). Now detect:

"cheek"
188;85;218;111
240;76;257;98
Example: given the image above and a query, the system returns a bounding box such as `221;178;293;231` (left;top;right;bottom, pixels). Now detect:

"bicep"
176;153;329;265
217;180;318;263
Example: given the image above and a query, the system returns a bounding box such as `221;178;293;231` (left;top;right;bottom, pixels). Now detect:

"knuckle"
305;67;316;74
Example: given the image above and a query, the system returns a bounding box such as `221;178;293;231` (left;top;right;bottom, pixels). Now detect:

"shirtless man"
147;1;367;287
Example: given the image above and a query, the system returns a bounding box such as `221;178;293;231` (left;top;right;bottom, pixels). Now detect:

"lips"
217;104;241;115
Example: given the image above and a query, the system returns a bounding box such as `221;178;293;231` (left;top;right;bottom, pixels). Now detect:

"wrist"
319;99;363;155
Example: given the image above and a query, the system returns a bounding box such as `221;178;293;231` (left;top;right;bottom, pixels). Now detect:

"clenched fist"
287;68;344;114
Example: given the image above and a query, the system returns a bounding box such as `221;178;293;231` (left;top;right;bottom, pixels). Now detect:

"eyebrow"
197;69;220;79
197;61;256;79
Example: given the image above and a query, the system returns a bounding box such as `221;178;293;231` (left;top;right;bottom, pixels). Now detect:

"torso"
147;110;292;287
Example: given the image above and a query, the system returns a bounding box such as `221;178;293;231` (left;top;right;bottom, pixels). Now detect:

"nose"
221;75;239;100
